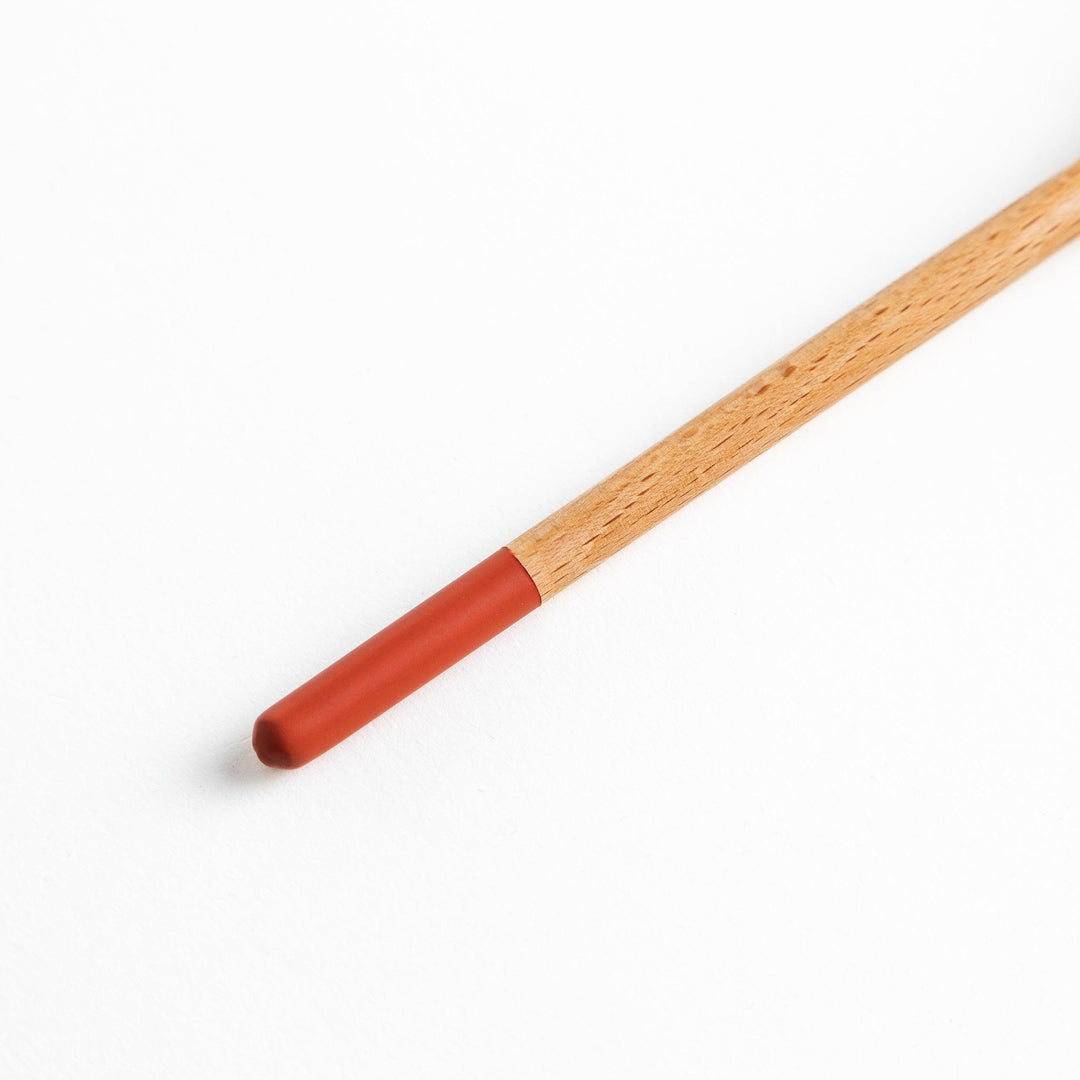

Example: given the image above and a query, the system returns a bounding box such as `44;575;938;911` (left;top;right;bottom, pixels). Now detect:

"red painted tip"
252;548;541;769
251;715;302;769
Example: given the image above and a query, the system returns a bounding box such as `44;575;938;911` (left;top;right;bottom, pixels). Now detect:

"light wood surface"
510;160;1080;600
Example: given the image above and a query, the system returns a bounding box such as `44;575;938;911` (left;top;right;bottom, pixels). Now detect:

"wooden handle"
510;160;1080;599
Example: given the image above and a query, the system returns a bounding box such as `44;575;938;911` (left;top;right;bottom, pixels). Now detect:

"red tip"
251;715;302;769
252;548;541;768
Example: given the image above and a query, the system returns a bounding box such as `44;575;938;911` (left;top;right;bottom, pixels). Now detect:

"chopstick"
254;157;1080;768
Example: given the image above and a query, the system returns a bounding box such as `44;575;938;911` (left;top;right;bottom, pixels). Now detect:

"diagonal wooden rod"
510;159;1080;598
255;158;1080;767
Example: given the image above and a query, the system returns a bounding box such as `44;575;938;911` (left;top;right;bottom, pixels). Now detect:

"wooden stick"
510;160;1080;598
254;158;1080;768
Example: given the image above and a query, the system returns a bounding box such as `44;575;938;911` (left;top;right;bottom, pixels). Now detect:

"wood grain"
510;160;1080;600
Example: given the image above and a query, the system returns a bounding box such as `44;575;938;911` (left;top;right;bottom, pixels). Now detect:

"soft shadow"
191;734;289;792
222;738;285;785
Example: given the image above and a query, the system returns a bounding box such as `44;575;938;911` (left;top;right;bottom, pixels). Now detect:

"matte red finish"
252;548;542;768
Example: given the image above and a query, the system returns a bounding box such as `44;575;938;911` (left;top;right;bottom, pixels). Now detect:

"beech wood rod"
254;158;1080;768
511;159;1080;598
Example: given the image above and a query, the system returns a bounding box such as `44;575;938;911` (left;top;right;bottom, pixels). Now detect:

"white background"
2;2;1079;1076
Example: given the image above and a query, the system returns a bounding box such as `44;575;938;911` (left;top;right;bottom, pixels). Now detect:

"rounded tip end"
252;715;303;769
